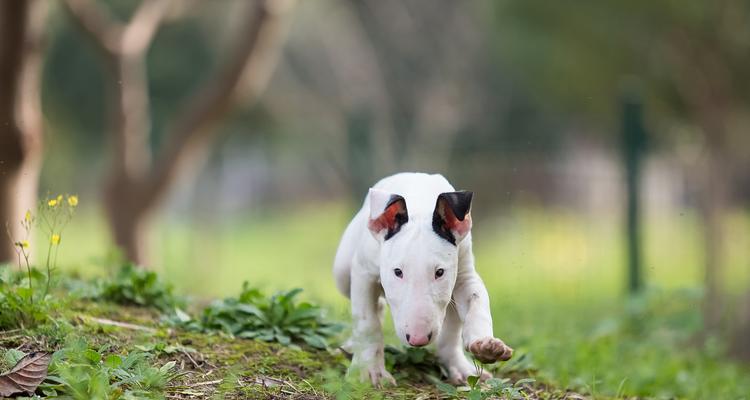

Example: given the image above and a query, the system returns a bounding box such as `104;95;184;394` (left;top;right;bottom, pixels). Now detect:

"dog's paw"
445;357;492;385
350;362;397;387
468;337;513;364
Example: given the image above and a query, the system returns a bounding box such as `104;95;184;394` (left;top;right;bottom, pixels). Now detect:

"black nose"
406;334;410;342
428;332;433;341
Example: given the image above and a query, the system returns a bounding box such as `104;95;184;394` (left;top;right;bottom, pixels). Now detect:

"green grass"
46;203;750;399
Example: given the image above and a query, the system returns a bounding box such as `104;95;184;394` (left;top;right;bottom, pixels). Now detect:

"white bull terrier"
333;172;513;386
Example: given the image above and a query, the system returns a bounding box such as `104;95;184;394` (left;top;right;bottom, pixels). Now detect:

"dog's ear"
368;188;409;240
432;191;473;245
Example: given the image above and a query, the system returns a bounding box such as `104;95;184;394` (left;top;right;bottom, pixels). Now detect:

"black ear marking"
384;194;408;240
441;191;473;221
432;191;473;245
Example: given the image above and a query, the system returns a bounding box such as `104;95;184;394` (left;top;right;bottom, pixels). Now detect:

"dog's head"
367;189;473;347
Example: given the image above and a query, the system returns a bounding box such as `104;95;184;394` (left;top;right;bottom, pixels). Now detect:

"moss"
157;330;344;398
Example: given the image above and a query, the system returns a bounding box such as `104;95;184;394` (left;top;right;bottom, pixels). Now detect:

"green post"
621;87;647;294
346;108;374;204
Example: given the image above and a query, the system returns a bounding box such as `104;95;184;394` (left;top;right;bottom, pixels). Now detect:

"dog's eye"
435;268;445;279
394;268;403;278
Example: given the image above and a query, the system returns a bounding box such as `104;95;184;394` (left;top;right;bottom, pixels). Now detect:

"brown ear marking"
368;194;409;240
432;191;473;245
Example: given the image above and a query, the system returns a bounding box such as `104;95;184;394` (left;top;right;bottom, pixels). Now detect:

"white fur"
333;172;498;385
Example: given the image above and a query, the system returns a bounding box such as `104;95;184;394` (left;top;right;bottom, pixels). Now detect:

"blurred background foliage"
2;0;750;398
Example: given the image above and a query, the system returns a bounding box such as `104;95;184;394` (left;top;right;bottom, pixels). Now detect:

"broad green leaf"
2;349;26;366
83;349;101;364
104;355;122;369
468;389;482;400
434;381;458;396
160;361;176;373
301;334;327;349
514;378;536;386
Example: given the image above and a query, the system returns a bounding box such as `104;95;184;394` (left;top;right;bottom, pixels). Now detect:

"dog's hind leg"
333;209;367;298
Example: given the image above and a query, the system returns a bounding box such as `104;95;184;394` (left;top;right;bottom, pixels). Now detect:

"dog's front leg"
348;265;395;386
453;247;513;364
437;304;492;384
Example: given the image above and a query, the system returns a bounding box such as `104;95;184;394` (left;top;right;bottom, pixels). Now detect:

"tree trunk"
0;0;45;264
103;190;150;264
63;0;293;266
101;49;154;263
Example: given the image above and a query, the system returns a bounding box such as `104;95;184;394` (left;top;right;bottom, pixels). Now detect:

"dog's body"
334;172;512;386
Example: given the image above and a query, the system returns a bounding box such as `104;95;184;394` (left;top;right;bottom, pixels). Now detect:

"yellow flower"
57;194;63;202
67;195;78;207
24;210;32;223
48;199;58;207
17;240;30;249
51;234;61;245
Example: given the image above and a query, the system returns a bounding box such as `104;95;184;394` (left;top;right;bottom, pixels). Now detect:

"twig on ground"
77;315;157;332
0;329;23;337
189;379;223;387
181;349;201;369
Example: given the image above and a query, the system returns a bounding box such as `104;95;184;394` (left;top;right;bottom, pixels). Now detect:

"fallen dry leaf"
0;352;51;397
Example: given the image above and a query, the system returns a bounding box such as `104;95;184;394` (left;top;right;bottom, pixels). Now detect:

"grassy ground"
32;204;750;399
0;297;579;399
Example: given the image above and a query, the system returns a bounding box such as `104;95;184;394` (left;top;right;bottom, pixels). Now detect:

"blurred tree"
349;0;526;171
271;0;561;206
349;0;423;167
492;0;750;336
0;0;47;264
62;0;294;265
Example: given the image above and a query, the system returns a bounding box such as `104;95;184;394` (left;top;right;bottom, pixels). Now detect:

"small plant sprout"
3;193;78;301
0;193;77;330
37;193;78;297
96;263;180;311
468;359;484;390
5;208;36;302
